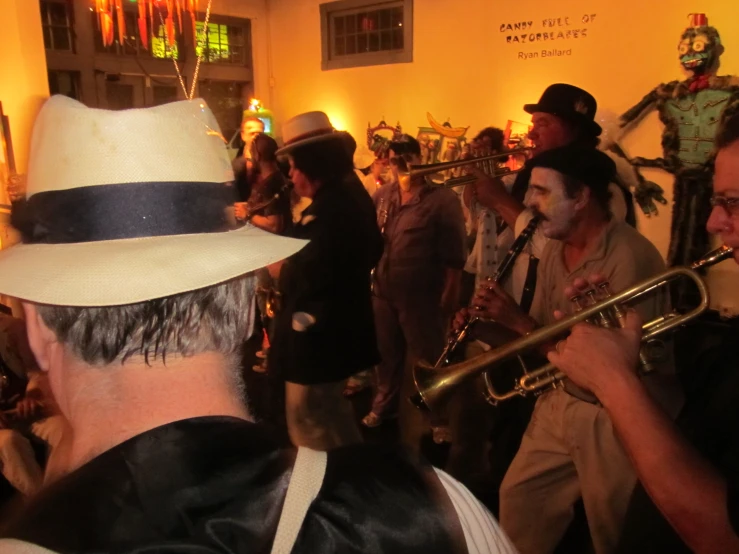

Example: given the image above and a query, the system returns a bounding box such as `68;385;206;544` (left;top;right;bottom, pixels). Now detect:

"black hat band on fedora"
14;181;239;244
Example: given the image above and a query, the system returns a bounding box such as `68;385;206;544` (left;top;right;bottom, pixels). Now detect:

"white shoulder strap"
270;446;327;554
0;539;60;553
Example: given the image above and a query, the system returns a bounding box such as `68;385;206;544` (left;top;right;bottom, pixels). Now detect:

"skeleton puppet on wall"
618;13;739;269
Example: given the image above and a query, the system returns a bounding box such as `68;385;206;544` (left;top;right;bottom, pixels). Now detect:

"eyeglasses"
709;195;739;216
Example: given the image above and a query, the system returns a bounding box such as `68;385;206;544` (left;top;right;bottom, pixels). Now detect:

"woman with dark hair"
238;132;293;373
267;112;383;450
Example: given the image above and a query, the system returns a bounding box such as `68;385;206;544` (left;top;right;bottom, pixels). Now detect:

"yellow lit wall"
267;0;739;313
0;0;49;174
0;0;48;313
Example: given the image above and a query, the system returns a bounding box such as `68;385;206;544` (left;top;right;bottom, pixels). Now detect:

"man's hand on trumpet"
547;277;644;401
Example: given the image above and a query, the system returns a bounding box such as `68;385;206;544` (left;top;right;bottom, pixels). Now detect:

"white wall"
0;0;49;312
1;0;50;174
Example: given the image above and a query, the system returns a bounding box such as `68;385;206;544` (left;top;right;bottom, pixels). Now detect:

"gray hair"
36;274;256;367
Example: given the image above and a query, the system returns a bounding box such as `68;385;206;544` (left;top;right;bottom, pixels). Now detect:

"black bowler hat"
524;83;602;137
528;144;615;191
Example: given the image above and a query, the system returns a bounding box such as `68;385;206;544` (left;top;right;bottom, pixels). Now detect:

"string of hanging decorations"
93;0;212;99
94;0;199;51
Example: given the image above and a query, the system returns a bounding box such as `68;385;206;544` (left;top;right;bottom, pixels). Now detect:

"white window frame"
320;0;413;71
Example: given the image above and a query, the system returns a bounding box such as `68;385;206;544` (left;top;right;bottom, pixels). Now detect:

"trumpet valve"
597;282;628;325
585;288;617;328
585;289;599;305
568;293;584;312
596;282;660;375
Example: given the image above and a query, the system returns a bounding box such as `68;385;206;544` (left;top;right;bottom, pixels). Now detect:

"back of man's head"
389;134;422;158
0;95;303;392
251;132;279;164
36;279;254;367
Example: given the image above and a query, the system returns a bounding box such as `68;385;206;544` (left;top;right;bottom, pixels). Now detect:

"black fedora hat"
528;144;616;192
524;83;602;137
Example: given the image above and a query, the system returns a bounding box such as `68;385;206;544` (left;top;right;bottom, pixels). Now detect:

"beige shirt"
530;219;683;413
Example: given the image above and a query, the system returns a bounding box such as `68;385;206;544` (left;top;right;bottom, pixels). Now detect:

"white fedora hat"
0;95;306;307
275;111;344;155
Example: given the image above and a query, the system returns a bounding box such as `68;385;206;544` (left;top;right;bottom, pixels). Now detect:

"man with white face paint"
471;144;683;554
444;86;637;494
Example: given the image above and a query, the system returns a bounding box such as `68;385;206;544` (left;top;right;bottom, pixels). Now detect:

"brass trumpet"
411;245;734;413
404;148;534;189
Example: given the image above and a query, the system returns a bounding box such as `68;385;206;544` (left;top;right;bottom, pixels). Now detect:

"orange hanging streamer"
97;0;114;47
149;0;154;41
166;0;175;47
175;0;183;36
138;0;148;50
96;0;107;46
115;0;125;47
188;0;198;48
105;13;114;47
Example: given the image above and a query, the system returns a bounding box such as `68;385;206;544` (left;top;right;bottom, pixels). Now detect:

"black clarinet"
435;215;541;367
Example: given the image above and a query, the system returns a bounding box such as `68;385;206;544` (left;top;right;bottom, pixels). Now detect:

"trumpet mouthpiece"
690;245;734;270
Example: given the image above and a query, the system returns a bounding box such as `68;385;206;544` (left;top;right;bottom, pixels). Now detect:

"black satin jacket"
1;417;466;554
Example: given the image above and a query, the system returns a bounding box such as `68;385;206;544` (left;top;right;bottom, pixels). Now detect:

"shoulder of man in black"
295;442;467;553
1;418;463;554
300;176;383;266
616;326;739;554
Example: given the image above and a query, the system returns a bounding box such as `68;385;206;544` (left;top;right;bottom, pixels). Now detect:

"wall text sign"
500;14;598;61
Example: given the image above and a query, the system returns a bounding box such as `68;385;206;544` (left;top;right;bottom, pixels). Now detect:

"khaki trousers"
285;381;362;451
500;389;636;554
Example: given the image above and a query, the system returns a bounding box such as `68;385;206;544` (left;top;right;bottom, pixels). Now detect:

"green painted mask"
678;26;722;75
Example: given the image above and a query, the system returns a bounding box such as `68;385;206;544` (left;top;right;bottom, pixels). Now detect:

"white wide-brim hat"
0;96;306;307
275;111;344;155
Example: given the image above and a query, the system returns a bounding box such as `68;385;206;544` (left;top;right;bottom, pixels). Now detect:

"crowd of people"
0;81;736;553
